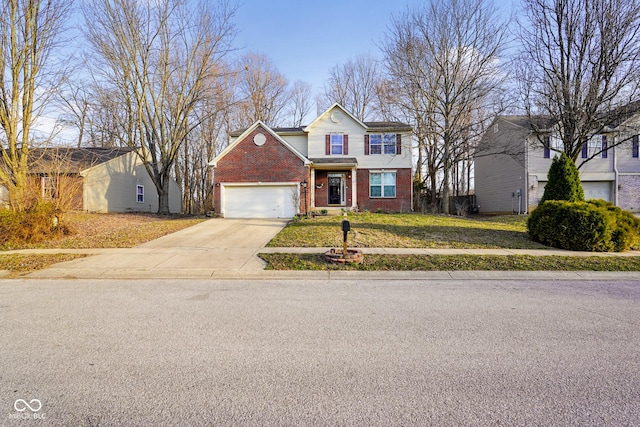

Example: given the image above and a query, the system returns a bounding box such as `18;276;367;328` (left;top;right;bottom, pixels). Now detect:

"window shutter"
396;134;402;155
325;135;330;155
543;136;550;158
343;134;349;155
633;135;639;158
364;135;370;155
602;136;608;159
582;144;588;158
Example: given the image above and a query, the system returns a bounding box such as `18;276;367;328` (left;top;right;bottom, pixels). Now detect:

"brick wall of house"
356;168;412;212
213;126;309;216
313;170;354;208
618;175;640;212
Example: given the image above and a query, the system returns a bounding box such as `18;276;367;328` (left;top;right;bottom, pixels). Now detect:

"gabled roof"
27;147;134;174
303;103;368;132
210;121;310;167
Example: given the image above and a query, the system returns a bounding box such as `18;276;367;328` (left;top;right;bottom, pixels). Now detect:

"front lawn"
260;253;640;271
268;213;548;249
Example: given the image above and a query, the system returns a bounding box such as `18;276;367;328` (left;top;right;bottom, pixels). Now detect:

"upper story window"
582;135;608;159
325;134;348;155
365;133;402;155
543;136;563;158
632;135;639;158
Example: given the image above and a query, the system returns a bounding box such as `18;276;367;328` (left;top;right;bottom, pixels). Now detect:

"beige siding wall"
83;152;182;213
475;153;526;213
475;118;527;213
306;106;412;169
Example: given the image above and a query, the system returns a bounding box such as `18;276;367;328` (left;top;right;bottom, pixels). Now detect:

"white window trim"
369;170;397;199
369;133;397;155
136;184;144;203
330;134;344;155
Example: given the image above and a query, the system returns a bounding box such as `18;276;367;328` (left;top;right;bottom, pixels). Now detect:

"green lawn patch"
268;213;548;249
259;253;640;271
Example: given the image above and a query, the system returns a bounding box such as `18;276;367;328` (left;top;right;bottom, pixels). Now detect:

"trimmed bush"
528;199;640;252
540;152;585;203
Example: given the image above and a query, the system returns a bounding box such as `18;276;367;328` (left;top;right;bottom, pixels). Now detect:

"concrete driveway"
26;218;288;279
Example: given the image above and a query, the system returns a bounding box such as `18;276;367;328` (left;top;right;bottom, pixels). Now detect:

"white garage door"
583;182;612;202
223;185;298;218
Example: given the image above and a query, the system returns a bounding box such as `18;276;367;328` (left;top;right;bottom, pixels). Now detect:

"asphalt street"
1;277;639;426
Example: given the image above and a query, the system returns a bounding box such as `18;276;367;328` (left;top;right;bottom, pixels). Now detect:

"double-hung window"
331;134;344;155
366;133;400;155
370;171;396;198
326;134;348;155
582;135;607;158
136;185;144;203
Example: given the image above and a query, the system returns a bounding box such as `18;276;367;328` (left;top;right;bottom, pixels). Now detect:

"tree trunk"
157;177;171;215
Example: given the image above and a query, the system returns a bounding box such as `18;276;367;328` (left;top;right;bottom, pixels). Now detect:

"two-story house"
210;103;413;218
475;108;640;214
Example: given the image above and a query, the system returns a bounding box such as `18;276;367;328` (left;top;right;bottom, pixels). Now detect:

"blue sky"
233;0;431;94
233;0;516;96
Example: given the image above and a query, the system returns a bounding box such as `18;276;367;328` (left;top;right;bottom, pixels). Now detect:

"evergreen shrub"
528;199;640;252
540;152;584;203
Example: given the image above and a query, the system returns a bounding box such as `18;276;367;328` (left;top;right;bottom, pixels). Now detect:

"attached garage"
222;184;298;218
582;181;613;202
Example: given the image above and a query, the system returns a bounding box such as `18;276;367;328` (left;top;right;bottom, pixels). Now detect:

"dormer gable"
303;103;368;133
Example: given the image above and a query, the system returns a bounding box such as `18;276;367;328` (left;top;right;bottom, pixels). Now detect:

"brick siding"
618;175;640;212
356;168;412;213
213;126;310;216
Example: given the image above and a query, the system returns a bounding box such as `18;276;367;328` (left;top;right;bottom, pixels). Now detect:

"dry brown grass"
1;212;205;250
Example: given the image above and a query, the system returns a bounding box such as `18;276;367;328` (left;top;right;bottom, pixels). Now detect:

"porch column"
351;167;357;210
310;168;316;209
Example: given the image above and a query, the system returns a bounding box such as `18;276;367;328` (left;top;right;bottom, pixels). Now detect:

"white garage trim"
221;182;300;218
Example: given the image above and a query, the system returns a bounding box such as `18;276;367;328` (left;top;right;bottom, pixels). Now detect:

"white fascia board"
303;103;368;132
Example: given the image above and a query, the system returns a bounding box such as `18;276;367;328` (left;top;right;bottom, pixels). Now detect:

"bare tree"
235;52;290;127
517;0;640;163
83;0;237;214
381;0;509;213
178;63;236;214
288;80;313;127
0;0;70;211
322;54;381;121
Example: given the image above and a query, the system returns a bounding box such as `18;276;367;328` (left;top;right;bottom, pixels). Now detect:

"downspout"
523;135;529;214
613;135;619;207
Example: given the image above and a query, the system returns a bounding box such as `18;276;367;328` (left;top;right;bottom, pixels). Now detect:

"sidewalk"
3;246;640;280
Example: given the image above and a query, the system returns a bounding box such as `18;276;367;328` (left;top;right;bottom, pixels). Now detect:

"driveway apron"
26;218;288;279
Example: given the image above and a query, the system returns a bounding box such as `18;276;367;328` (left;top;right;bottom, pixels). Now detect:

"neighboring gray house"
1;147;182;213
475;109;640;214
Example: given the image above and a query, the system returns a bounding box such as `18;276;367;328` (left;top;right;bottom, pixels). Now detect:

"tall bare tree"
235;52;290;127
322;54;381;121
381;0;509;213
288;80;312;127
0;0;70;210
517;0;640;163
83;0;236;214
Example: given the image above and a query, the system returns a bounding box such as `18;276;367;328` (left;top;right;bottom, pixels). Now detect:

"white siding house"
475;110;640;214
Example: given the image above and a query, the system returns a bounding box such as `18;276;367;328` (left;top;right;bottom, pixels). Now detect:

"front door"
328;173;345;205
